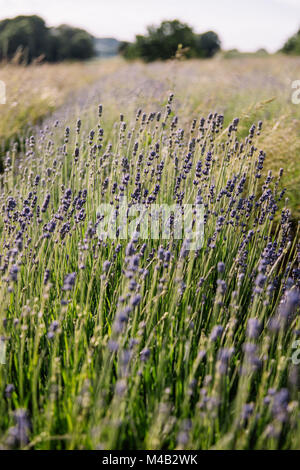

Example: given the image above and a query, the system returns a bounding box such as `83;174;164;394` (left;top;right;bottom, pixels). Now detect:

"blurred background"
0;0;300;62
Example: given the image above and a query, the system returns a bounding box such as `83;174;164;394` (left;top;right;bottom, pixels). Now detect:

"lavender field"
0;56;300;450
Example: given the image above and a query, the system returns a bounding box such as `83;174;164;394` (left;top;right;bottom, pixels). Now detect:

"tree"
0;15;50;62
0;15;95;63
120;20;196;62
281;30;300;55
195;31;221;58
118;41;137;59
119;20;221;62
50;25;95;61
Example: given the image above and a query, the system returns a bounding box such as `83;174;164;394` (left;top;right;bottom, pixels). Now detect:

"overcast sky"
0;0;299;52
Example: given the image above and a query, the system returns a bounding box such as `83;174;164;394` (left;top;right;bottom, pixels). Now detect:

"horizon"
0;0;299;53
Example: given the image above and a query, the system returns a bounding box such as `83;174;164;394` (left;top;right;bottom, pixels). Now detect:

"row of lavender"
0;93;299;449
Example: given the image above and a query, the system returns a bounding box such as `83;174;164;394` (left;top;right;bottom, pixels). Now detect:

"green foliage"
281;29;300;55
0;94;299;450
119;20;221;62
0;15;95;63
0;57;300;449
118;41;137;60
48;25;95;61
195;31;221;58
0;15;50;62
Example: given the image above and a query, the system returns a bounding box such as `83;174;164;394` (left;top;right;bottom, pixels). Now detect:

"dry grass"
0;58;122;143
1;55;300;217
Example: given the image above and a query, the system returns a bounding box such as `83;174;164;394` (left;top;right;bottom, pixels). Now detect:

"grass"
0;55;299;450
0;58;123;156
3;55;296;215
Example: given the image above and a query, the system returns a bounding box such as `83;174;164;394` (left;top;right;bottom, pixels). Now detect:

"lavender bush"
0;93;299;450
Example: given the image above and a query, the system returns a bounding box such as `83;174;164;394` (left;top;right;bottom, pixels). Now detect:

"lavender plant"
0;94;299;450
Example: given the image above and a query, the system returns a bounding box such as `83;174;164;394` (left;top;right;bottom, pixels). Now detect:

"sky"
0;0;299;52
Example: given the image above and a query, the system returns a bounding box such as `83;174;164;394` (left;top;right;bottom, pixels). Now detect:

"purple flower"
7;409;31;448
217;279;227;295
247;318;261;339
108;340;119;352
126;242;135;257
210;325;224;342
255;273;267;289
140;348;150;362
47;320;59;339
217;262;225;273
9;265;19;282
5;384;14;398
217;347;234;374
279;289;300;318
177;431;189;446
272;388;290;422
131;294;141;307
241;403;254;421
115;379;127;396
63;272;77;291
242;343;261;371
43;269;50;285
102;260;111;273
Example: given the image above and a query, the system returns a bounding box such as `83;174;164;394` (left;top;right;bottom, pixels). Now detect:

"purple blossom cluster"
0;93;299;450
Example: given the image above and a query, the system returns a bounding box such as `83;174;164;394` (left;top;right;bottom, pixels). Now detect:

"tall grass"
1;56;300;217
0;83;299;449
0;58;122;157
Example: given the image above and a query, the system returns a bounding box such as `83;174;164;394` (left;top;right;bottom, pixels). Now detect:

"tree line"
281;29;300;55
1;14;299;64
0;15;221;64
0;15;95;62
